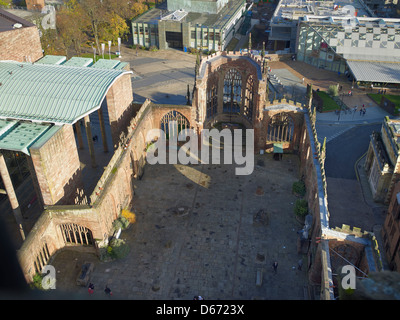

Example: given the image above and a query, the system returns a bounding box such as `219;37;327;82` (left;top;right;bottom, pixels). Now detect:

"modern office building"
131;0;249;51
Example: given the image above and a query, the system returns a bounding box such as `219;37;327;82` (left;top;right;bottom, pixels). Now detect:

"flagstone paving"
49;153;310;300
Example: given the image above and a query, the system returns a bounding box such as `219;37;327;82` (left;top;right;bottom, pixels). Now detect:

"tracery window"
267;113;294;142
60;223;93;246
223;69;241;113
160;110;190;137
244;75;254;121
206;80;218;119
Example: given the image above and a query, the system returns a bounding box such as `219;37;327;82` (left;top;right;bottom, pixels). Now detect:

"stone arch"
59;223;94;246
206;73;218;119
267;112;295;143
160;110;190;137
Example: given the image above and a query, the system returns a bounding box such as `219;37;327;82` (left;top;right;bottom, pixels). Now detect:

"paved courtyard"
50;153;310;300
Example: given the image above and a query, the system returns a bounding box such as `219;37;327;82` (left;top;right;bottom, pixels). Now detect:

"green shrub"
327;85;339;97
292;180;306;197
294;199;308;219
108;238;130;259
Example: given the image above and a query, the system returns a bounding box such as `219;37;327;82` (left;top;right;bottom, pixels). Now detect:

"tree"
0;0;11;6
57;2;88;56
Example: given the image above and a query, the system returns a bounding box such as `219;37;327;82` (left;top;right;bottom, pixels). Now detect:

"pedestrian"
273;261;278;273
105;286;112;295
298;259;303;271
88;283;94;294
353;106;357;114
363;107;366;116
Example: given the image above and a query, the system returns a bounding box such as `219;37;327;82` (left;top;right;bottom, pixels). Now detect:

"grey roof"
347;60;400;83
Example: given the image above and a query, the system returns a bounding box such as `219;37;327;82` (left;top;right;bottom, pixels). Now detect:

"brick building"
382;180;400;272
0;9;43;62
364;117;400;204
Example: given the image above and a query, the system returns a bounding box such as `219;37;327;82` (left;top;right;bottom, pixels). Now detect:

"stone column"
84;115;97;168
75;121;84;150
98;108;109;153
0;153;25;241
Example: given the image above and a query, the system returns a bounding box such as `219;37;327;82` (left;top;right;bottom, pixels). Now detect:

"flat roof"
35;55;67;65
91;59;121;69
272;0;374;24
0;60;132;125
0;119;53;155
0;8;35;32
347;60;400;83
133;0;246;29
61;57;93;67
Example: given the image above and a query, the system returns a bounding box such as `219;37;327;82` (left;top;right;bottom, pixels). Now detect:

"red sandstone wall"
0;26;43;62
30;125;83;206
106;74;134;147
26;0;45;10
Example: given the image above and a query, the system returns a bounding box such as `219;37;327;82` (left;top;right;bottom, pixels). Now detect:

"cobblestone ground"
50;153;310;300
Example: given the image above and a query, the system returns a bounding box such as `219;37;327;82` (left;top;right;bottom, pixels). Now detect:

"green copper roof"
0;119;53;155
91;59;121;69
0;61;132;125
63;57;93;67
35;55;67;65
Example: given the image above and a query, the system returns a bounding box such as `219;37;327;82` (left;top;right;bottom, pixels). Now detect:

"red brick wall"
29;125;83;206
0;26;43;62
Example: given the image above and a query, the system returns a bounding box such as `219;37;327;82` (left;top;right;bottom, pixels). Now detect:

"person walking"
362;107;366;116
88;283;94;294
105;286;113;296
272;261;278;274
298;259;303;271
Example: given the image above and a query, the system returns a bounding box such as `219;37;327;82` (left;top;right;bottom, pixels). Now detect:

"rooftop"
272;0;374;24
0;60;131;125
133;0;246;29
0;8;35;32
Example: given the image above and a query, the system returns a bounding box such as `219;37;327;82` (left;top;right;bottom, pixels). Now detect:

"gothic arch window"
206;80;218;119
160;110;190;137
244;75;254;121
267;113;294;142
60;223;93;246
223;68;242;113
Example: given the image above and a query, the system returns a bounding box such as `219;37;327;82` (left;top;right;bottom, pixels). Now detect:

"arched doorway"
59;223;94;246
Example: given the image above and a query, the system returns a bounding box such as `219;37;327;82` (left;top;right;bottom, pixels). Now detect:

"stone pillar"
75;121;84;150
98;108;109;153
0;153;25;241
84;115;97;168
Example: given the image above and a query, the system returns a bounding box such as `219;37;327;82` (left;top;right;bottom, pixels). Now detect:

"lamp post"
118;37;121;58
101;43;105;59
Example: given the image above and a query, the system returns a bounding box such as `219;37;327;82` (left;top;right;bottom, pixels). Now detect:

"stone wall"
29;125;83;206
0;26;43;63
17;100;155;282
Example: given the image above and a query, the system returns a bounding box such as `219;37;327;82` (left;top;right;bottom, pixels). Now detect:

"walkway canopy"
0;60;132;155
346;60;400;84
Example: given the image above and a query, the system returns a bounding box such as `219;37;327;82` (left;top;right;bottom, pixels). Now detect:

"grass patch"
368;93;400;107
225;37;239;51
316;91;341;112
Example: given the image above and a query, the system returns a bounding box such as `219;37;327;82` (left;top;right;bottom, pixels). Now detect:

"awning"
347;60;400;84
